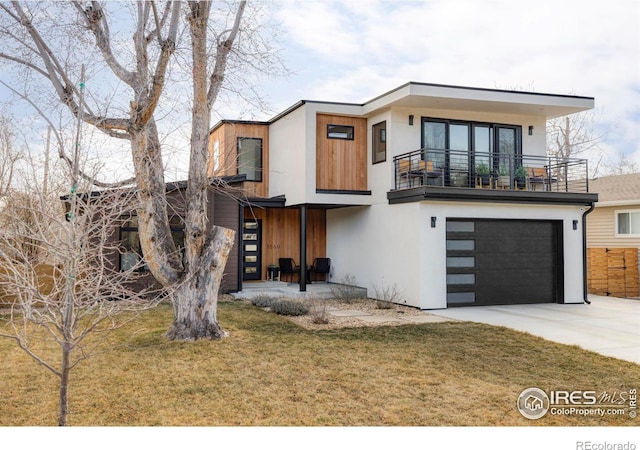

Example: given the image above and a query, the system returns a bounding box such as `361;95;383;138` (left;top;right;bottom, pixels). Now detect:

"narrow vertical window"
237;137;263;182
372;121;386;164
213;139;220;173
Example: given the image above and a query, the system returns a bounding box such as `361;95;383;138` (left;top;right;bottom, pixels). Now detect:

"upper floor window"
327;124;354;140
616;210;640;236
213;139;221;173
372;121;386;164
237;137;262;182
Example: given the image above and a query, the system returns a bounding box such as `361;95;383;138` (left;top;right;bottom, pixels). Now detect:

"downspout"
582;203;596;304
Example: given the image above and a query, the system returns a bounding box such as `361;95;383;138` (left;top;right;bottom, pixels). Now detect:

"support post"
299;204;307;292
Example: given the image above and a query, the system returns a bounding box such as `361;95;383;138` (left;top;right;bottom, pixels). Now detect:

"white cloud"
265;0;640;166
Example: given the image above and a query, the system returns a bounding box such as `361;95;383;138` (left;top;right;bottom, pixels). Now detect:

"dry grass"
1;299;638;426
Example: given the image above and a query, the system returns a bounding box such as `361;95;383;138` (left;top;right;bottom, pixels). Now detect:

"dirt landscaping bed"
226;295;453;330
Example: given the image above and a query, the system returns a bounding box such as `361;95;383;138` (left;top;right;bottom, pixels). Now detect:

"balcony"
390;148;596;205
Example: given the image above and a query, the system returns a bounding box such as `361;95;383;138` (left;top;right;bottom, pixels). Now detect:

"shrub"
329;274;362;303
251;294;277;308
309;297;330;324
372;281;404;309
270;299;309;316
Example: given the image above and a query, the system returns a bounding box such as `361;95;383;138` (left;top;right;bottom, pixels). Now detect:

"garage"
446;219;564;306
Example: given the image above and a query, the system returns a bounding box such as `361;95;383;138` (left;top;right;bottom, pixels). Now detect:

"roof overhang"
363;82;594;119
595;200;640;208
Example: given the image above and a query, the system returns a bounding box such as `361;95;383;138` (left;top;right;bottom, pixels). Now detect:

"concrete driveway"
430;295;640;365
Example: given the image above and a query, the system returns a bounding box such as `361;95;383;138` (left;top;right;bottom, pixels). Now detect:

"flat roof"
216;81;595;128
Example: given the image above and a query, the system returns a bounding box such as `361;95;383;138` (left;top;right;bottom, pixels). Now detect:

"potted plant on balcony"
514;166;528;189
497;166;510;188
476;162;491;187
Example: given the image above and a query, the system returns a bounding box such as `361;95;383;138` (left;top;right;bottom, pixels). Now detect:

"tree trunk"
166;225;235;340
58;345;71;426
130;124;183;286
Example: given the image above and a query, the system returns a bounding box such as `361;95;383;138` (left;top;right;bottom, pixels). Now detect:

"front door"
242;219;262;281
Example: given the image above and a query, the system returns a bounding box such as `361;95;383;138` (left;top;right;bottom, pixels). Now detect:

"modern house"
206;81;597;309
585;173;640;297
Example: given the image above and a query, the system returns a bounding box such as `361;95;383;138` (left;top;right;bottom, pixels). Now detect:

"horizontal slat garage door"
446;219;563;306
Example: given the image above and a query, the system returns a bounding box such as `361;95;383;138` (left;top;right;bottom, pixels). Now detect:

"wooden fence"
587;248;639;298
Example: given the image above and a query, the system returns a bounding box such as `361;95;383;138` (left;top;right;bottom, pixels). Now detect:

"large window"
237;137;262;182
421;118;521;186
372;121;386;164
616;210;640;236
119;215;185;271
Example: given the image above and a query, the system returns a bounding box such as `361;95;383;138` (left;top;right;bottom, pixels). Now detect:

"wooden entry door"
242;219;262;280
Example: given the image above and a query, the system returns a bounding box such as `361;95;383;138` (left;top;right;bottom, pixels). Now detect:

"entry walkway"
430;295;640;364
231;281;367;300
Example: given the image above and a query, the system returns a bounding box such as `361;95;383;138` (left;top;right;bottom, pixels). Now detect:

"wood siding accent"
209;122;270;198
245;207;326;281
316;114;367;191
587;247;639;298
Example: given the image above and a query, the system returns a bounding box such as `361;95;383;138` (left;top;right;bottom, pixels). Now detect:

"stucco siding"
328;202;586;309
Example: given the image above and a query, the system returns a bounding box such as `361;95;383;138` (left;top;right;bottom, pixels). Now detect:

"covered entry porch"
240;200;330;292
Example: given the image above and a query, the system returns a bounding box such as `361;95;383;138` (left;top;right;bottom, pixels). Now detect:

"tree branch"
72;1;136;87
206;1;246;109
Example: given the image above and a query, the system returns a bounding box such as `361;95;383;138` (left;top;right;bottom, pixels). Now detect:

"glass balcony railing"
393;148;589;193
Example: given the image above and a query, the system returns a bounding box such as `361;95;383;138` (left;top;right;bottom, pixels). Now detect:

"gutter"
582;203;596;304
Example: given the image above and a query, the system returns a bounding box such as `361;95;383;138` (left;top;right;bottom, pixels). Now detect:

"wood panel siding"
245;207;326;281
587;247;639;298
316;114;368;191
209;122;270;198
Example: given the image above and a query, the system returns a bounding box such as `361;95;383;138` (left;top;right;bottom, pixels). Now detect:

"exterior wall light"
409;115;414;126
573;220;578;230
431;216;437;228
528;125;534;135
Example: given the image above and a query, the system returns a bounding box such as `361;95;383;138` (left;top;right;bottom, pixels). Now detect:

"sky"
1;0;639;181
253;0;640;171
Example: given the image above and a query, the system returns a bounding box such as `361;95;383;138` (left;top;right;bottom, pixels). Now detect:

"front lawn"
0;300;637;426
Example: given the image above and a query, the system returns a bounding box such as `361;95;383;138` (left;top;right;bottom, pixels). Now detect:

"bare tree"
0;1;267;340
600;152;640;176
0;157;164;426
0;114;22;197
547;111;606;177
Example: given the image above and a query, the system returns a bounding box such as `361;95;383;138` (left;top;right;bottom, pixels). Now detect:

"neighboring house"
587;173;640;248
206;81;597;309
585;173;640;297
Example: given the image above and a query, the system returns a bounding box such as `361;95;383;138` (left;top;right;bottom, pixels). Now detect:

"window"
119;215;185;271
372;121;386;164
237;137;262;182
616;210;640;236
327;124;354;140
421;118;521;183
213;139;220;173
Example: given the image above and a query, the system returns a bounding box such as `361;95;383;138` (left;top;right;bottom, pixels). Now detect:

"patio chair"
278;258;300;282
310;257;331;282
528;167;558;191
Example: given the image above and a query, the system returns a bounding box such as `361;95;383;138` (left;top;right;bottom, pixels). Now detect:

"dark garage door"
446;219;563;306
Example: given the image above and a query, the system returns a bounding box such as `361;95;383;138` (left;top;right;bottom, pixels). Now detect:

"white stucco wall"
268;105;308;204
327;201;587;309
